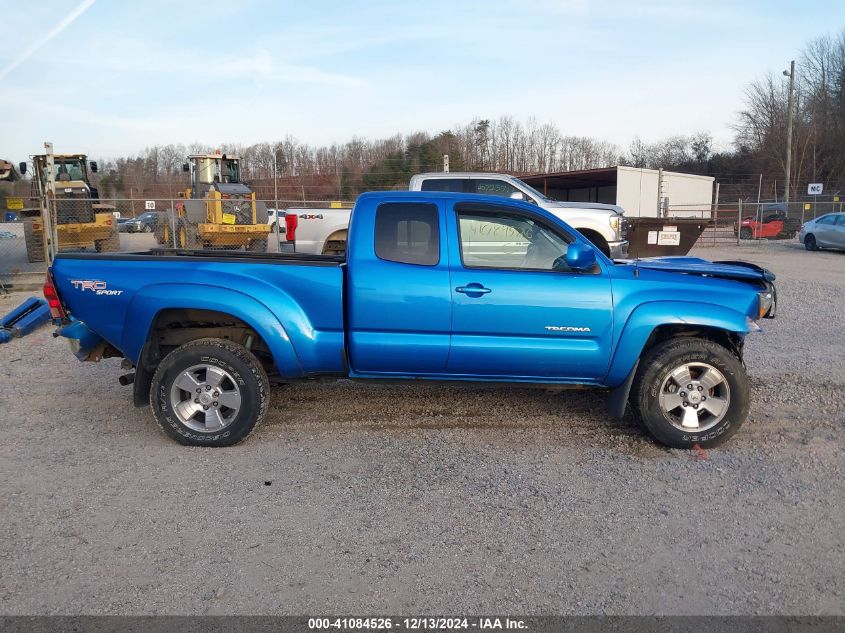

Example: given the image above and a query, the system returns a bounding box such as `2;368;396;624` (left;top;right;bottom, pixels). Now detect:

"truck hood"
616;256;776;283
543;200;624;216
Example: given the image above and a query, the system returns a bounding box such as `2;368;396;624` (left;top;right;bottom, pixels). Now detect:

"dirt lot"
0;241;843;615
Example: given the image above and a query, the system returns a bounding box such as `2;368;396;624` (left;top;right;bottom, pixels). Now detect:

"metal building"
521;166;715;218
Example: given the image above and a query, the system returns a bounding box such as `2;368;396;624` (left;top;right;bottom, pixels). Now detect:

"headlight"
609;216;620;231
757;290;774;319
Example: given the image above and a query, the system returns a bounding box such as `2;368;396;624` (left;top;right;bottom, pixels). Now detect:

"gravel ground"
0;241;843;615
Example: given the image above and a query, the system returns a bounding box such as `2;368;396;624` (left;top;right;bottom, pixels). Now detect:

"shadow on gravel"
262;381;672;457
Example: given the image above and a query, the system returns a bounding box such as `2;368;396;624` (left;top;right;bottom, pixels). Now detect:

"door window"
816;215;836;225
456;204;573;271
374;202;440;266
833;214;845;225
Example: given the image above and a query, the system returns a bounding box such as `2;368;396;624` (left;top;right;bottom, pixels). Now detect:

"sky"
0;0;842;161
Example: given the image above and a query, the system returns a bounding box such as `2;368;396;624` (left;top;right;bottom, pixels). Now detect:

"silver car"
800;212;845;251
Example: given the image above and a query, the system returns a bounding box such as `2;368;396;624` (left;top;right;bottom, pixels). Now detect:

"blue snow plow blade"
0;297;51;342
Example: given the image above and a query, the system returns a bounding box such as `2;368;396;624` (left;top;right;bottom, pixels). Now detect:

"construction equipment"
0;158;18;181
18;153;119;262
160;151;269;250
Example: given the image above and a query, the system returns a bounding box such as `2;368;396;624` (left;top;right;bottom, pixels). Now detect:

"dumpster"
625;217;708;258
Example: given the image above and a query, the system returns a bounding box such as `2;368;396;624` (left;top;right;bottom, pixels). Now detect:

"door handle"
455;284;491;295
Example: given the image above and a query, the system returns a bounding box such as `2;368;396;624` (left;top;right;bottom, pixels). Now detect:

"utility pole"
43;142;57;264
273;149;280;253
783;60;795;206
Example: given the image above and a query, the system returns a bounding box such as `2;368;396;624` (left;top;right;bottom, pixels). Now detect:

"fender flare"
605;300;752;388
122;284;305;379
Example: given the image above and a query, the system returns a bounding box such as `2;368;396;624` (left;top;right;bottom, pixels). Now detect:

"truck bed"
51;248;347;377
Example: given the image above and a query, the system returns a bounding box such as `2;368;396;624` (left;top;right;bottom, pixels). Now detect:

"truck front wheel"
631;338;749;448
150;338;269;447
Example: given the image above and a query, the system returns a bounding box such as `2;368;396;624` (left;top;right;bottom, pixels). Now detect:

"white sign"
647;230;658;245
808;183;823;195
657;230;681;246
145;200;156;210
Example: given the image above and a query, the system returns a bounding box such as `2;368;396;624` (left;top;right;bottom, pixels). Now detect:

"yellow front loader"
159;151;269;251
18;154;118;262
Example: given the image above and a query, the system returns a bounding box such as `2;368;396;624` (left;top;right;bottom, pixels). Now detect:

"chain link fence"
3;194;843;287
0;197;354;288
664;200;844;249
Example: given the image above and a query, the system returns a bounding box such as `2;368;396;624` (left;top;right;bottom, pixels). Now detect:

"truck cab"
409;172;628;258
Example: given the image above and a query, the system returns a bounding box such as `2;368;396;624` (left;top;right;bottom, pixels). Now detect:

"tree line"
4;29;842;206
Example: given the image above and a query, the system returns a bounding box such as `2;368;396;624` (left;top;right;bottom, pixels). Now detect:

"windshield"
194;157;241;184
220;159;240;183
43;158;86;184
513;178;552;203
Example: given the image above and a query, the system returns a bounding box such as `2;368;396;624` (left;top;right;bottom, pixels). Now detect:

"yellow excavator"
18;154;119;262
159;151;269;250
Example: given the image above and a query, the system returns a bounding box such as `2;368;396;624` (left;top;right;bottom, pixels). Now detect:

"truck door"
445;201;613;380
347;201;452;374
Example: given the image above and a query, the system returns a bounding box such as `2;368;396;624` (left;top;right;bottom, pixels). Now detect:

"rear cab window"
374;202;440;266
420;179;466;193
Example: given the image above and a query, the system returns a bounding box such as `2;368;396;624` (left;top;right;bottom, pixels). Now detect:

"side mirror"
509;191;526;201
182;163;189;173
90;161;98;173
564;242;597;271
18;162;27;174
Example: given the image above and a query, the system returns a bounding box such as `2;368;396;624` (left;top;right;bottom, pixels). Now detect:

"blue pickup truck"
45;191;776;448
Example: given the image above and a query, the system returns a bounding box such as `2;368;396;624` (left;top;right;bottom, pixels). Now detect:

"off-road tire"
23;219;45;262
248;237;268;252
95;224;121;252
631;338;749;449
804;234;817;251
150;338;270;447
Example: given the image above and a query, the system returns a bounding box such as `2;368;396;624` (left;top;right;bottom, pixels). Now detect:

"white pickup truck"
268;207;351;255
283;173;628;257
409;172;628;257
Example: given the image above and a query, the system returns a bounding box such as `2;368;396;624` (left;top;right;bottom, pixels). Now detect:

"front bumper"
608;240;629;259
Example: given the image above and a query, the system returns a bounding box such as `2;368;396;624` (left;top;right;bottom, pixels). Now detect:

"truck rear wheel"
150;338;269;447
631;338;749;449
322;230;348;255
23;220;45;262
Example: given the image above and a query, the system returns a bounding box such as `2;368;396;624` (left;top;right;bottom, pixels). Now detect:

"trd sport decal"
70;280;123;296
